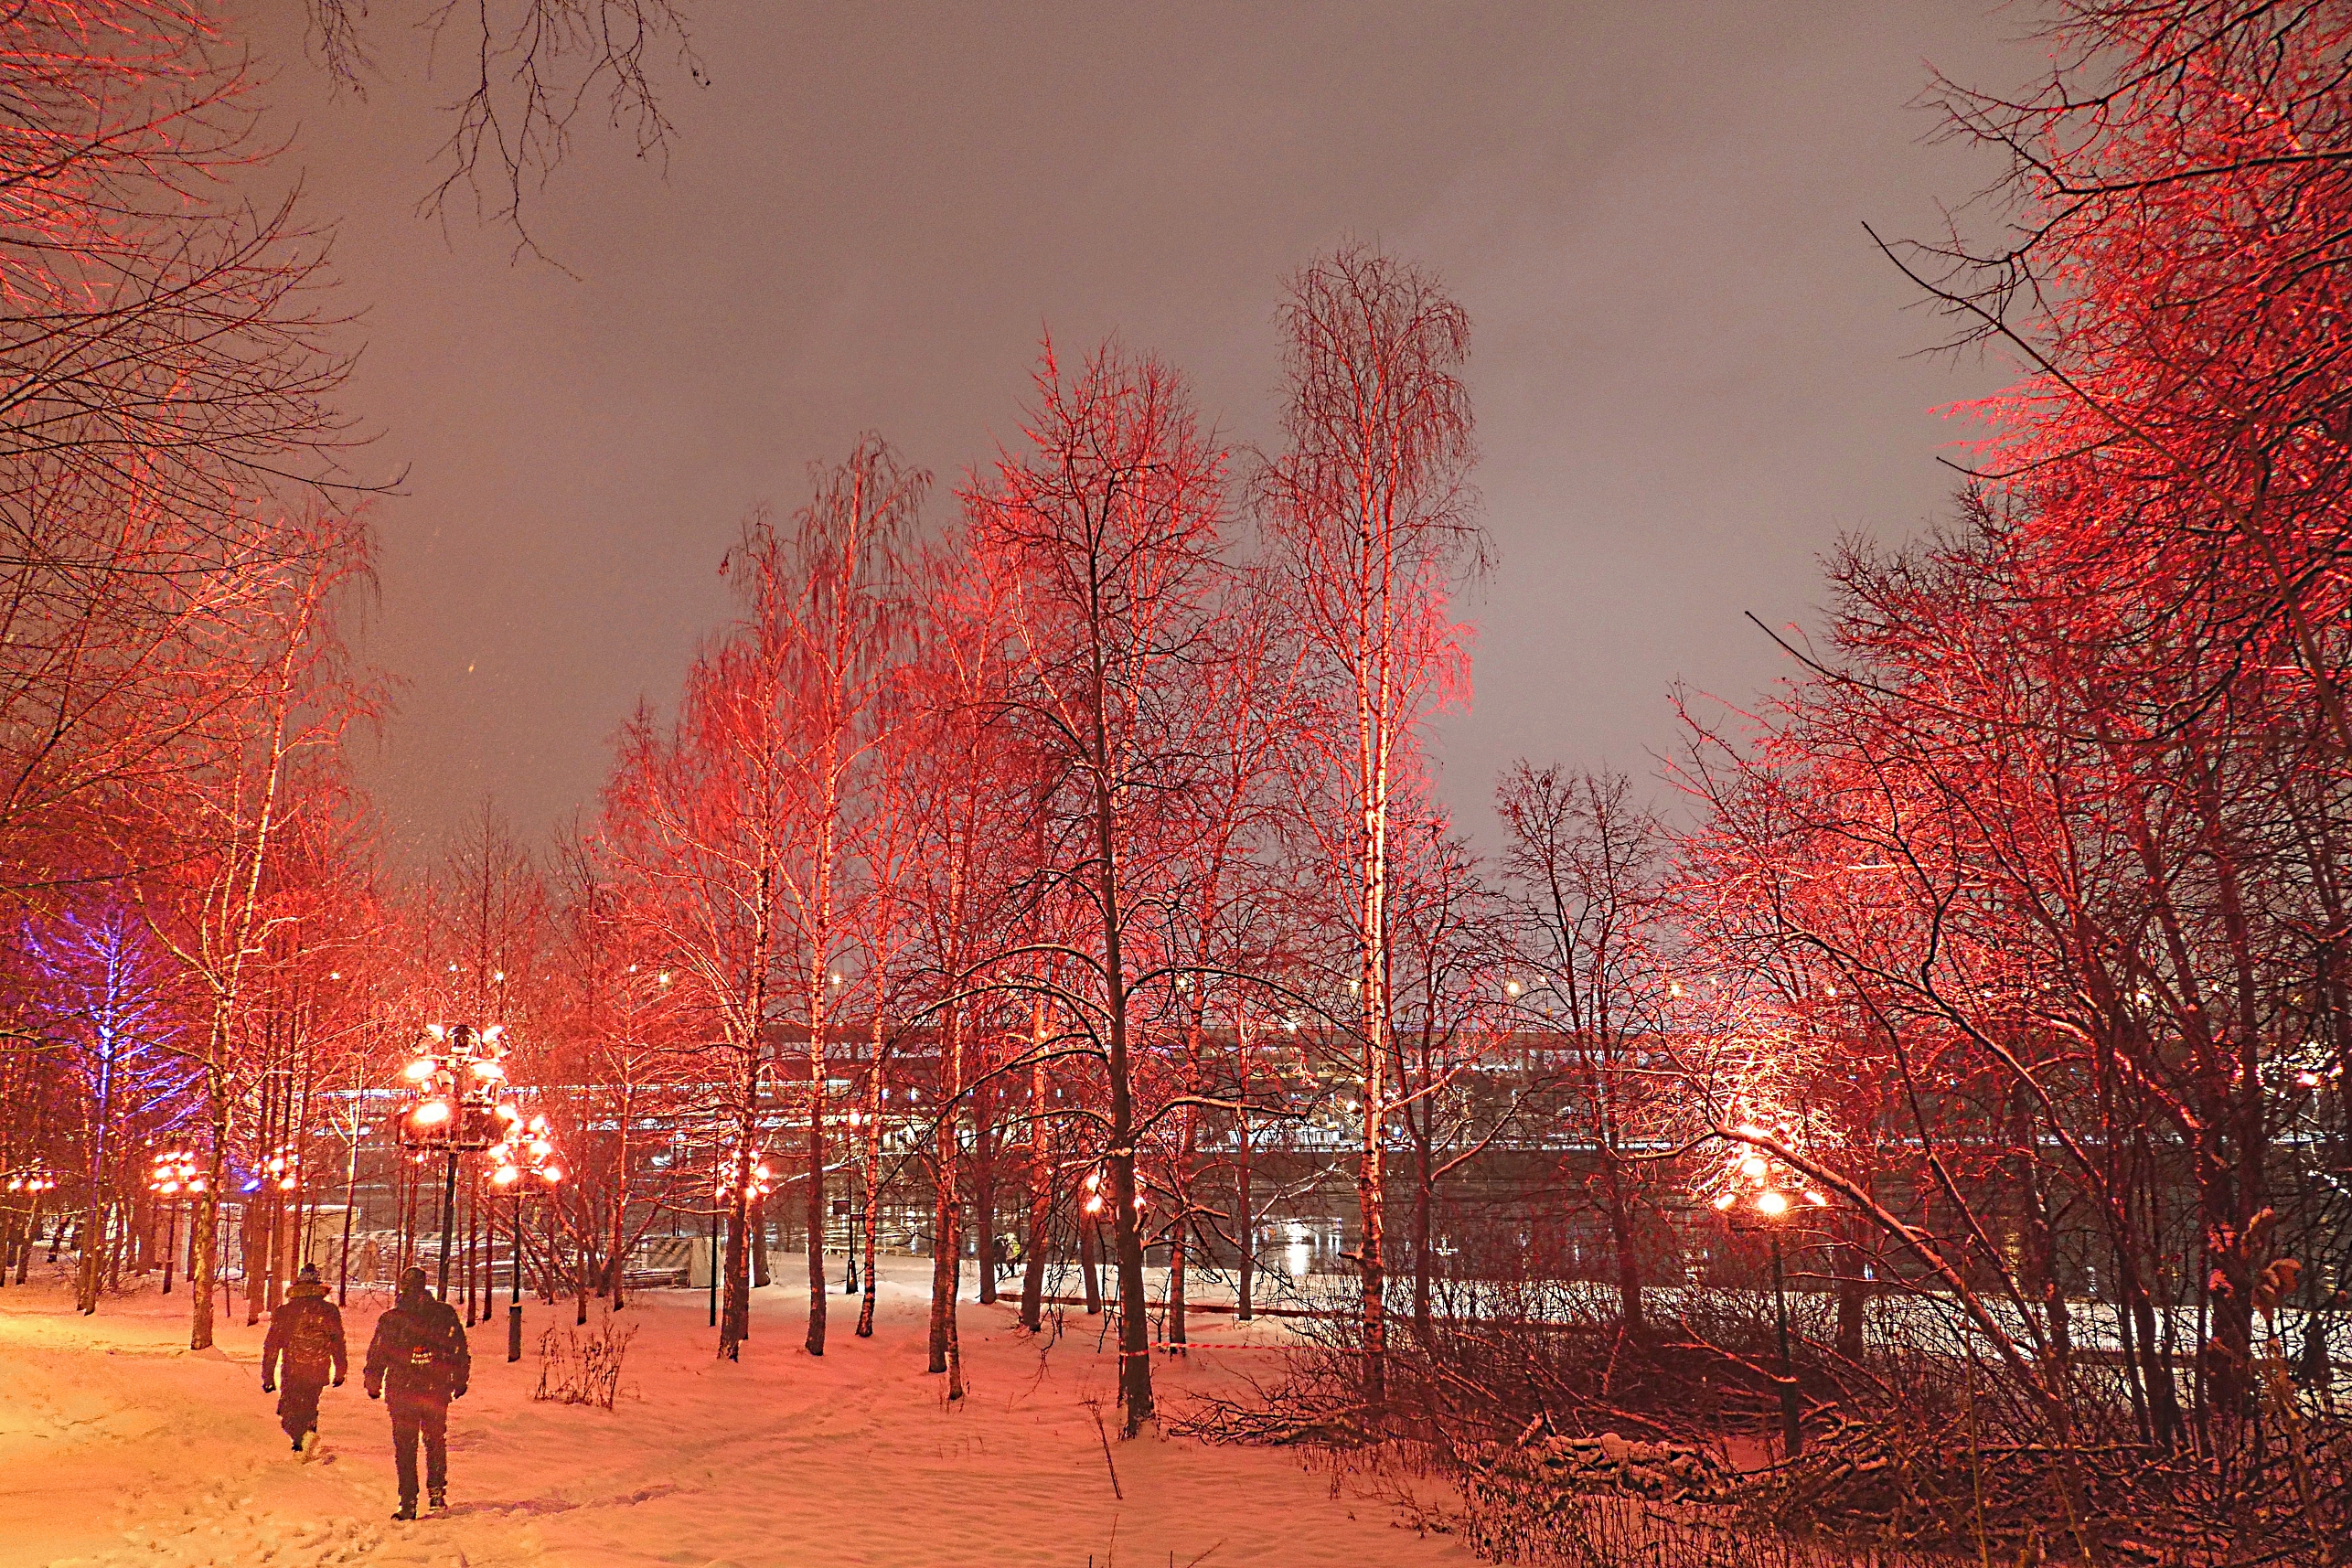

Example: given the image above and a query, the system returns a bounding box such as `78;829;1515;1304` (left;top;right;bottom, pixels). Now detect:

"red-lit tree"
598;514;801;1361
968;336;1229;1433
1496;764;1674;1331
1258;245;1480;1413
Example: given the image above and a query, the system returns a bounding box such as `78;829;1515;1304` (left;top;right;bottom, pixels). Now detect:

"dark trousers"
276;1378;325;1441
388;1396;449;1503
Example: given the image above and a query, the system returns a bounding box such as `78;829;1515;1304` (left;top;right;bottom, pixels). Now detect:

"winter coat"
364;1294;470;1405
262;1282;348;1386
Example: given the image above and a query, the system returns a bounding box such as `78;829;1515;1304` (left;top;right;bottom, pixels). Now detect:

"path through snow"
3;1256;1470;1568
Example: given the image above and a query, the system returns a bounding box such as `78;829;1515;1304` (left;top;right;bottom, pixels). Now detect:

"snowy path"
3;1258;1471;1568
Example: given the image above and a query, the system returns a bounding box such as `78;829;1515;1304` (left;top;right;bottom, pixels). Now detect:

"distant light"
658;972;672;986
493;971;505;983
1711;1191;1737;1211
1803;1190;1829;1207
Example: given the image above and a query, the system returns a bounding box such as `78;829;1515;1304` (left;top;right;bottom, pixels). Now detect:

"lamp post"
1707;1130;1829;1461
147;1151;206;1296
396;1022;518;1302
6;1166;59;1283
842;1110;863;1296
487;1114;563;1362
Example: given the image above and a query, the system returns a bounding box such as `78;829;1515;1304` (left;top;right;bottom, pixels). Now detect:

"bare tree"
1259;244;1480;1414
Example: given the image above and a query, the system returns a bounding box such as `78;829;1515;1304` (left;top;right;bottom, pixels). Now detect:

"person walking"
262;1263;347;1455
363;1265;470;1520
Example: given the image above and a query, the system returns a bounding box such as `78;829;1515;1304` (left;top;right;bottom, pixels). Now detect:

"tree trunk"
928;1003;965;1395
804;1014;829;1357
1600;1147;1642;1332
974;1072;998;1306
1080;1211;1101;1314
1020;1039;1053;1333
1235;1108;1254;1323
1411;1125;1433;1343
857;1043;883;1339
751;1194;771;1287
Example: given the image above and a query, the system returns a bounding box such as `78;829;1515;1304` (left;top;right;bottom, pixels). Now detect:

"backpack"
286;1301;340;1371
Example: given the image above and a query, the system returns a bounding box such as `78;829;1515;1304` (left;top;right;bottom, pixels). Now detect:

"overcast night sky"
237;2;2030;861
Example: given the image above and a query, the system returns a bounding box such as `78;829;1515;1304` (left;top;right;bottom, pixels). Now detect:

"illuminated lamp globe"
491;1166;520;1187
1739;1156;1769;1179
1755;1189;1790;1216
1711;1190;1737;1211
541;1167;563;1184
403;1058;437;1082
412;1099;453;1127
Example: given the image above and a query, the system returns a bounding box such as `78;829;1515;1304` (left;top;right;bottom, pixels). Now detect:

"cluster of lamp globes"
714;1154;773;1202
148;1152;207;1197
1079;1169;1146;1217
1708;1126;1832;1218
253;1147;300;1194
5;1167;58;1194
400;1023;564;1188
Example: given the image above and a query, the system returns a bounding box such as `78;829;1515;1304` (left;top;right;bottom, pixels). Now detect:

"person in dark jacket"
363;1266;470;1520
262;1264;347;1454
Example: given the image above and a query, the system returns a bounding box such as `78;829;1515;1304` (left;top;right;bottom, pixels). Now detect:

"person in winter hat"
364;1266;470;1520
261;1263;347;1455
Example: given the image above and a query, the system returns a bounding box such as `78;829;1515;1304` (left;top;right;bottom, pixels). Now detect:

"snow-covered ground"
3;1255;1471;1568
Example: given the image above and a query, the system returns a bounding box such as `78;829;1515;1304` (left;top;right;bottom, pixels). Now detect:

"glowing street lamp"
397;1022;522;1301
710;1153;774;1331
486;1113;564;1362
147;1151;207;1296
1705;1129;1822;1460
253;1147;301;1195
